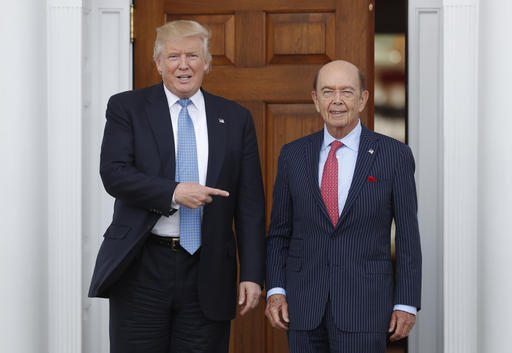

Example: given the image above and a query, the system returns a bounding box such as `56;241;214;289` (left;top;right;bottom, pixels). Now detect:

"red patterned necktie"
321;140;343;226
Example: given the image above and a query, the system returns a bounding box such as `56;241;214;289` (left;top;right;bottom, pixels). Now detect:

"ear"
154;57;163;75
358;90;369;112
311;90;320;112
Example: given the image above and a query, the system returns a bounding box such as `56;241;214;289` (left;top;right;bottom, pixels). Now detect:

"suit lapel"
305;132;331;221
146;83;175;178
338;126;379;224
203;91;226;187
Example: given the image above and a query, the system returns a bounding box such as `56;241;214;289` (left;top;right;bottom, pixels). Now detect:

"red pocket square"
367;175;377;182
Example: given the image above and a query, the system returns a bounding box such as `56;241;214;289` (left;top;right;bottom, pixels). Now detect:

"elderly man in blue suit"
265;60;422;353
88;20;265;353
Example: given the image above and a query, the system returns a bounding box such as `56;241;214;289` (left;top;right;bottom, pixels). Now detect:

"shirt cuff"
171;190;180;209
266;287;286;300
393;304;417;315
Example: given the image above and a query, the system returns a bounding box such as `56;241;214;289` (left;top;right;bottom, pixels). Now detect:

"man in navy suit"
265;60;421;353
88;20;265;353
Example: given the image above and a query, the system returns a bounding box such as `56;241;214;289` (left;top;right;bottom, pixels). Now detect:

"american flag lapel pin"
218;117;225;124
368;148;374;154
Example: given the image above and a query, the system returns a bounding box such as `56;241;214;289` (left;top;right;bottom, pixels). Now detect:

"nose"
332;92;344;104
178;54;189;69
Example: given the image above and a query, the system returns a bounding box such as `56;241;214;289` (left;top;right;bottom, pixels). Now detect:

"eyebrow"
321;86;356;91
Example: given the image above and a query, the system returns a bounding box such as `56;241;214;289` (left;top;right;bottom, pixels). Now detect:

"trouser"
109;236;230;353
288;301;387;353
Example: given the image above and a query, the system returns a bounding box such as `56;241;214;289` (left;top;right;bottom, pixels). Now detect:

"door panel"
134;2;374;352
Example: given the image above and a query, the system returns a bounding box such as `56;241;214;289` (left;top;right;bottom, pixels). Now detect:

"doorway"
374;1;408;352
130;1;401;353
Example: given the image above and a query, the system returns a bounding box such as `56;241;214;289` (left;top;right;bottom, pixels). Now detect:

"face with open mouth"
311;61;369;139
155;35;209;98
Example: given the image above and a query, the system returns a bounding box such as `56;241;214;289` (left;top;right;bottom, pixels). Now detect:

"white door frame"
407;1;479;353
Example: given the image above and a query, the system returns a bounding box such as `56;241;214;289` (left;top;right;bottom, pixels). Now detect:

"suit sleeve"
99;95;176;216
266;145;294;290
234;109;266;285
392;145;422;309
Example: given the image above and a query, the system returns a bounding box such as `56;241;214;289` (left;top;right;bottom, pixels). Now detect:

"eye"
341;90;355;98
168;54;179;61
322;89;334;98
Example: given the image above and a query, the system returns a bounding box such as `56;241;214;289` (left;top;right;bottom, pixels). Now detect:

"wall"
408;1;481;352
0;1;48;352
478;1;512;352
409;1;512;353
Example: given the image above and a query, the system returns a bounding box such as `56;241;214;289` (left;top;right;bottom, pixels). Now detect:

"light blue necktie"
176;98;201;254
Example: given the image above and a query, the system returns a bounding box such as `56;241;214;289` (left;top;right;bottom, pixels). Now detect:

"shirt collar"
321;120;361;152
162;85;204;112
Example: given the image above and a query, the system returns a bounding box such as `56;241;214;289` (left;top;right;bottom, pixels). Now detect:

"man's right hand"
265;294;289;330
175;182;229;208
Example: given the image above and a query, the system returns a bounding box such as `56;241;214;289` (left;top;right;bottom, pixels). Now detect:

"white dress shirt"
267;120;416;315
151;87;209;237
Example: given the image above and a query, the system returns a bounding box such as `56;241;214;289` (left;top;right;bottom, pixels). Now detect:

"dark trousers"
288;301;387;353
109;238;230;353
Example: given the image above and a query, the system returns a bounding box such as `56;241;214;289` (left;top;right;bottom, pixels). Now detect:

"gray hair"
153;20;212;70
312;64;367;92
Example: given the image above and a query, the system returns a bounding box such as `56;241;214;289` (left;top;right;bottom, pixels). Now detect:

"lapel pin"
218;118;225;124
368;149;374;154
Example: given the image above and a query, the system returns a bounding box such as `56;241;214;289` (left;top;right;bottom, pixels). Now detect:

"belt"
148;233;181;252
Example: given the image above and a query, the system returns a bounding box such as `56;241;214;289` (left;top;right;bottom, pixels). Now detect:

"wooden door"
134;1;374;352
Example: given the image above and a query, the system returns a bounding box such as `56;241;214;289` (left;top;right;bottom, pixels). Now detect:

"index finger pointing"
206;187;229;197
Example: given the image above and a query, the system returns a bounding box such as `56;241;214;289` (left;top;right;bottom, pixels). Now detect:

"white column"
407;1;444;352
0;1;48;352
409;1;480;352
478;1;512;352
47;1;84;352
442;1;479;352
82;1;132;352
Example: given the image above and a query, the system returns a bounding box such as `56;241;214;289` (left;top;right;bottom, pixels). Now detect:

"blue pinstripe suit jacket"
266;125;422;332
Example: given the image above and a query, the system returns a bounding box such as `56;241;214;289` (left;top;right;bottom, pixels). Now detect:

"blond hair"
153;20;212;70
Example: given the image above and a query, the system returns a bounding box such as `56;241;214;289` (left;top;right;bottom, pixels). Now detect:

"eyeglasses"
318;88;357;100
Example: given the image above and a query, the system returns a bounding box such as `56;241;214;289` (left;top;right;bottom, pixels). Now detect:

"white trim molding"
408;1;479;353
47;1;84;353
442;1;479;353
407;2;443;353
477;2;512;352
82;1;132;352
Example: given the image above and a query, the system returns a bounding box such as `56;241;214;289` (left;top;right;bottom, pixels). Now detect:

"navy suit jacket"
266;126;421;332
88;83;265;321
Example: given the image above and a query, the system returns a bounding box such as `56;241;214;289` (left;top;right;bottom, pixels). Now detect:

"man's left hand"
238;281;262;316
388;310;416;341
